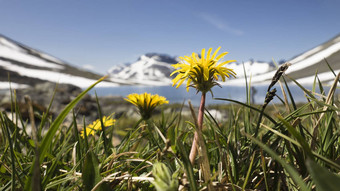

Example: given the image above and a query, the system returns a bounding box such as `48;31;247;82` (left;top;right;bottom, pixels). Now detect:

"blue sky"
1;0;340;74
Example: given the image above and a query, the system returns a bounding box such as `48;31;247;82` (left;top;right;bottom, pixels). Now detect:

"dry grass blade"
311;72;340;148
278;80;290;112
24;95;37;143
24;95;41;191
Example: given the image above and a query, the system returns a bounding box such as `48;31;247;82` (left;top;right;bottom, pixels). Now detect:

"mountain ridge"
0;34;120;89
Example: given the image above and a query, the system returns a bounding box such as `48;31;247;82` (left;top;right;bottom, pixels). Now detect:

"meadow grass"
1;68;340;191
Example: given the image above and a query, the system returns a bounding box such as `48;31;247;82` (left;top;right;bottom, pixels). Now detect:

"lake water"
89;84;331;106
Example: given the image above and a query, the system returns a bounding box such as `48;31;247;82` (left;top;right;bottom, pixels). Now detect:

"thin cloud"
82;64;95;70
197;13;244;36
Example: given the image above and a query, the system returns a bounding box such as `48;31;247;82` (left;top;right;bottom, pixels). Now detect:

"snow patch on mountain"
0;36;63;69
228;61;274;77
0;60;117;88
0;81;29;89
295;70;340;84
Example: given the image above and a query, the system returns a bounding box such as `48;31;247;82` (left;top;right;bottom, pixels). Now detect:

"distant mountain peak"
138;53;178;64
108;52;177;85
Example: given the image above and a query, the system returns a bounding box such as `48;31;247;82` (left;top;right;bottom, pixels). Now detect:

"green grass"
1;69;340;191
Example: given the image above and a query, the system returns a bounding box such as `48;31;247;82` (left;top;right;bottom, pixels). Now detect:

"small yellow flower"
125;92;169;120
80;115;115;138
170;47;236;93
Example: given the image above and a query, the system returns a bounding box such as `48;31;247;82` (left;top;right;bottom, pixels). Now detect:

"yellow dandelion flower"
170;47;236;93
125;92;169;120
80;115;116;138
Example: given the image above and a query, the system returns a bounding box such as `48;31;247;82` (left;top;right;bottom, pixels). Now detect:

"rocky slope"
0;82;132;124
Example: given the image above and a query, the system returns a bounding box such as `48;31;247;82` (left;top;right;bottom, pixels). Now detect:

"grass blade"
214;98;277;125
24;76;107;190
306;157;340;191
1;113;17;191
82;150;104;191
244;132;309;191
40;76;107;163
176;135;198;191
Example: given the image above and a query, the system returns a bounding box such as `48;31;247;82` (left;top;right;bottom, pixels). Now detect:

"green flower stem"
189;92;206;164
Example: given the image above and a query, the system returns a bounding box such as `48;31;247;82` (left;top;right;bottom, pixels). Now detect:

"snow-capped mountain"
108;53;274;85
227;33;340;85
108;53;178;85
0;34;119;89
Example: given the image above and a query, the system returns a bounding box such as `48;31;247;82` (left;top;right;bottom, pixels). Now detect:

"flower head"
170;47;236;93
80;115;115;138
125;92;169;120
